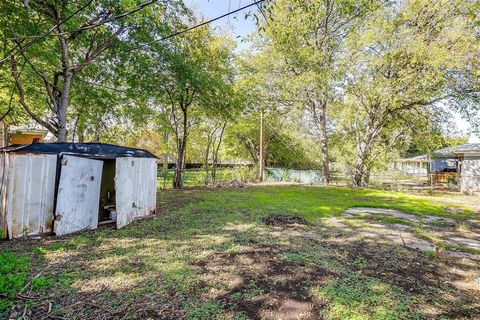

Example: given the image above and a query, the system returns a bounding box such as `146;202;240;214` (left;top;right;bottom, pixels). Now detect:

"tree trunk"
211;123;226;184
173;107;188;189
162;131;169;189
318;99;329;184
352;124;379;187
173;139;186;189
56;72;72;142
204;133;213;186
311;98;329;184
259;110;264;181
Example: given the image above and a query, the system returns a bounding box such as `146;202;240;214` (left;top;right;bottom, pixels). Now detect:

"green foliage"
0;0;187;140
31;276;52;290
0;251;29;312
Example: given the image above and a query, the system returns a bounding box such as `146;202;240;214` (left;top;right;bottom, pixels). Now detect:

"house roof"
403;154;429;162
433;143;480;157
9;126;48;136
0;143;157;159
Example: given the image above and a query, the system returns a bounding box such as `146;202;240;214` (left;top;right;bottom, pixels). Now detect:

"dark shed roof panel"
1;143;157;159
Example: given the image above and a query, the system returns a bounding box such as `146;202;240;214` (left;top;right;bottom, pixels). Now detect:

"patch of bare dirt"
214;179;247;189
262;215;309;227
195;247;332;320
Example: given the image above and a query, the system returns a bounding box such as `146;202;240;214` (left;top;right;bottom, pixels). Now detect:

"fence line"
156;165;479;191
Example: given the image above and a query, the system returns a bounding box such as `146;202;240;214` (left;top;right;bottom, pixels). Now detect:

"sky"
185;0;479;143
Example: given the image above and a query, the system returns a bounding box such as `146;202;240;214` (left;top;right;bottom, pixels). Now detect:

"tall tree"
260;0;378;183
341;0;480;186
0;0;184;141
141;26;237;188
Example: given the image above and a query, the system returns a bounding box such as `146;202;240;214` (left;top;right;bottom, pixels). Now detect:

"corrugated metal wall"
116;157;157;229
0;153;6;237
5;154;57;238
1;153;158;239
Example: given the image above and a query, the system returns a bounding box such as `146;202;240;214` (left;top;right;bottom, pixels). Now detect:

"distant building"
391;155;429;176
0;121;48;146
395;143;480;193
431;143;480;194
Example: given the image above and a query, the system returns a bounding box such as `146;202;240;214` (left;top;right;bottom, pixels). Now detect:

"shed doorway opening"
99;159;116;225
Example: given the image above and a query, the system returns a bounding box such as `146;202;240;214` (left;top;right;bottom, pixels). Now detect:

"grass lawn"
1;185;479;319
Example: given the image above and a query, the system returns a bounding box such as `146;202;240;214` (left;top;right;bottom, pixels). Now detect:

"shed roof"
0;143;157;159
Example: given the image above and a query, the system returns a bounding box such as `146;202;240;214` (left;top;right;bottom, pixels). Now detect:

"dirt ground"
194;212;480;319
2;186;480;319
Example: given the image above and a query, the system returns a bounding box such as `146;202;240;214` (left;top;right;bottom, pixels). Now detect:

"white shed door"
5;154;57;239
115;157;157;229
54;155;103;236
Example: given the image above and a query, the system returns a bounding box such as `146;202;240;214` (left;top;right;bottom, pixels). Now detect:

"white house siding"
398;162;428;175
115;157;157;229
5;154;57;238
460;156;480;193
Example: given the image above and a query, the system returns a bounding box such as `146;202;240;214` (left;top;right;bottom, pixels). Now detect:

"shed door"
54;155;103;236
115;157;157;229
5;154;57;239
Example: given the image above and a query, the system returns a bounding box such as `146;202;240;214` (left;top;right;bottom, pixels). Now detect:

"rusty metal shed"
0;143;157;239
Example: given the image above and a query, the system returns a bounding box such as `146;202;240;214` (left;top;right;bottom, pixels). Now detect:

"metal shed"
0;143;157;239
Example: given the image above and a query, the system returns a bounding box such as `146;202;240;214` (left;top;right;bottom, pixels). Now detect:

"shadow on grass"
1;186;478;319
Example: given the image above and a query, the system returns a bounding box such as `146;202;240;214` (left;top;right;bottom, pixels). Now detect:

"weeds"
0;251;29;313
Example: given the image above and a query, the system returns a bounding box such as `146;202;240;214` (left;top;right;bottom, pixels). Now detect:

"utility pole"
259;109;265;182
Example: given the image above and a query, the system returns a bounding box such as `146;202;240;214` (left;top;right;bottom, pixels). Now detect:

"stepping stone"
446;237;480;250
392;223;412;231
447;250;480;262
422;215;456;227
342;207;420;223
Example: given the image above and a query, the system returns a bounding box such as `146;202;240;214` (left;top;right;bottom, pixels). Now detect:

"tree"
259;0;379;183
340;0;480;186
224;108;319;170
0;0;184;141
141;26;236;188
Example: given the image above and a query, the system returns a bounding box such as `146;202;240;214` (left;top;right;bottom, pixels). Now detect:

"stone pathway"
328;207;480;294
341;207;456;226
336;207;480;260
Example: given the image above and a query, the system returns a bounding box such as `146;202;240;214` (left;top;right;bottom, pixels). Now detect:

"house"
424;143;480;193
9;126;48;144
0;120;48;146
0;143;157;239
391;155;429;176
393;143;480;193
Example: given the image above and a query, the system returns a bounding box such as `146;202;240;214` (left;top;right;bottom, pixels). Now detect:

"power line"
128;0;265;51
74;0;265;79
1;0;265;66
0;0;94;65
0;0;159;42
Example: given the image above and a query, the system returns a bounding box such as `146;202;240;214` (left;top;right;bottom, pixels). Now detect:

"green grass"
1;185;477;319
314;274;424;320
0;251;29;314
186;185;473;221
